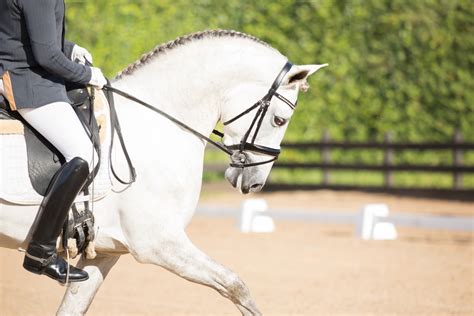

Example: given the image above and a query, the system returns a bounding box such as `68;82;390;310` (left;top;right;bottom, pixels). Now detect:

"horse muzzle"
225;153;270;194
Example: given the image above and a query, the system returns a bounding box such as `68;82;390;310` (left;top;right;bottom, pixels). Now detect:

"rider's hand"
71;44;93;65
89;67;107;89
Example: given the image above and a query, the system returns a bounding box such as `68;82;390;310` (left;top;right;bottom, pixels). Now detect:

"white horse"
0;30;326;315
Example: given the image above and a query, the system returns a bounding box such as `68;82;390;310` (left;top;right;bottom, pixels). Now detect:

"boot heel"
23;259;43;275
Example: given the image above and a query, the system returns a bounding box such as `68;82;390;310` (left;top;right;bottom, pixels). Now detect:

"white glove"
89;67;107;89
71;44;93;65
0;79;4;96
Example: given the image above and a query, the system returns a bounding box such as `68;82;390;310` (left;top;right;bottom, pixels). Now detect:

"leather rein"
103;60;295;169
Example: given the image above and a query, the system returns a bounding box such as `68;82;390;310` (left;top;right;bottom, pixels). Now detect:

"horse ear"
284;64;328;92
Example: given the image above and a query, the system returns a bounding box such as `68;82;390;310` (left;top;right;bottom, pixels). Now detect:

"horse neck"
112;38;286;138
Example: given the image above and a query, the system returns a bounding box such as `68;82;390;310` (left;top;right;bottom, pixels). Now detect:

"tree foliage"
66;0;474;141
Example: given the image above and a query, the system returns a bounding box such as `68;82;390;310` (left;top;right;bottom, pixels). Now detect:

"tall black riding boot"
23;157;90;283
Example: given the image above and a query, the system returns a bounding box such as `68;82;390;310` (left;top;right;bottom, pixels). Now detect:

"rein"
103;60;295;170
103;85;232;156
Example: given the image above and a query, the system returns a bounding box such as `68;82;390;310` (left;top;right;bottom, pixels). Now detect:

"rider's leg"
22;157;90;283
17;102;98;283
18;101;98;168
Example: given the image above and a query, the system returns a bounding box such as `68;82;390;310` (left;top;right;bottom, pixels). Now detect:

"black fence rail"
275;131;472;189
204;130;474;199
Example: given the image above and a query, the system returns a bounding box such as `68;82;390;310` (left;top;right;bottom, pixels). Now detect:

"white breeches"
17;102;98;172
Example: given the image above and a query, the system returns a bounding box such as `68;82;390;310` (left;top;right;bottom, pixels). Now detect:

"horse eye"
273;116;287;127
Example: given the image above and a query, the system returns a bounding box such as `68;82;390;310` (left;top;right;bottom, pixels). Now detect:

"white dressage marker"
355;204;398;240
238;199;275;233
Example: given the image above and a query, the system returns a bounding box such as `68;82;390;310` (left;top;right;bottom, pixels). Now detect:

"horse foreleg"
134;231;261;316
57;254;120;316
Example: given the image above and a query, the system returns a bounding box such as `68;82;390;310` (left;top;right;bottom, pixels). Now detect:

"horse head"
110;30;328;195
221;62;328;193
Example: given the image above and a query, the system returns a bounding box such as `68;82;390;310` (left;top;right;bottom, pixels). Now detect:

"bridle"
214;61;295;168
103;60;296;173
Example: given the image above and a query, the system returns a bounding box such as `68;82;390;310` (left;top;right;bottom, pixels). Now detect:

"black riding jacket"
0;0;92;110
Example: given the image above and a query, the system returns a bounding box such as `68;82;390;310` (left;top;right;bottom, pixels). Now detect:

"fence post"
384;132;393;188
453;130;463;189
322;129;331;186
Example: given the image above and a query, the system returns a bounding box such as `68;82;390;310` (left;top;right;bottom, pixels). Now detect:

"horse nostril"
250;183;263;192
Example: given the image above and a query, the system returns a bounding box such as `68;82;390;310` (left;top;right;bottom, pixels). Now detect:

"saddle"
0;83;113;258
0;85;102;195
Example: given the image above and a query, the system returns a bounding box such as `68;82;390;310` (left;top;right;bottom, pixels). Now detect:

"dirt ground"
1;186;473;315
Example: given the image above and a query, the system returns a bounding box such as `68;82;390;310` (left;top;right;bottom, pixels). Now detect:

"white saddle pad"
0;90;113;205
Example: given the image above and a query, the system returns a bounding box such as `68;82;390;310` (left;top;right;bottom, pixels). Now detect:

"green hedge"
66;0;474;144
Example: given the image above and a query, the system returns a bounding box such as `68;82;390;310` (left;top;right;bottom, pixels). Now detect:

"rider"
0;0;107;283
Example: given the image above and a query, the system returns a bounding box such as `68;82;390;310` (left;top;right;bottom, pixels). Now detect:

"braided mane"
115;29;272;79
